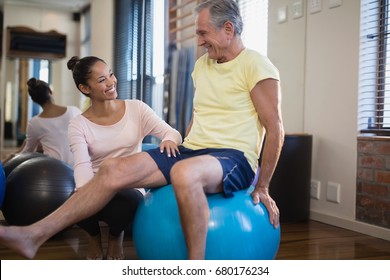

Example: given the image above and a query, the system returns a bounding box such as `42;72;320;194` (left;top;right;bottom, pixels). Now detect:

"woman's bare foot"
106;231;124;260
86;234;103;260
0;225;42;259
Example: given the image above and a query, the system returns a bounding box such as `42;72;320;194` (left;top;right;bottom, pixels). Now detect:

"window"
114;0;164;115
359;0;390;135
114;0;164;143
238;0;268;55
114;0;152;102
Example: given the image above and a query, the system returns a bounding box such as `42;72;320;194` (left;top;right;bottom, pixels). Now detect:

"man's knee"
170;162;193;185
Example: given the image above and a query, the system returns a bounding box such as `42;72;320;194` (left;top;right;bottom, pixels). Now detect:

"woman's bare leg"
106;231;125;260
86;233;103;260
0;152;166;259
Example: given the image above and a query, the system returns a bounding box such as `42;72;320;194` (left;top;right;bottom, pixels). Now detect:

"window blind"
359;0;390;135
114;0;153;104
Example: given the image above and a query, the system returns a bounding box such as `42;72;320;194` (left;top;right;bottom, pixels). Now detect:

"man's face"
195;9;231;63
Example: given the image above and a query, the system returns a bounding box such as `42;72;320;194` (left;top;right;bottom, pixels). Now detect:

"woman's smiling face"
84;61;118;100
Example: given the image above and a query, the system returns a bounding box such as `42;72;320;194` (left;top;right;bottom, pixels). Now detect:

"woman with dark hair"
3;78;81;165
67;56;181;260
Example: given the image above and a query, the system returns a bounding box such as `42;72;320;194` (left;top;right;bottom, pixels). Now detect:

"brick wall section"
357;136;390;229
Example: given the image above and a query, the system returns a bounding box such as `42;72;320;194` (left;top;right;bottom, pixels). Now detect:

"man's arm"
250;78;284;228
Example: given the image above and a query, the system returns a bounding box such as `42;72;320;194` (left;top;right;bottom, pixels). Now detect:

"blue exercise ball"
142;143;158;151
133;185;280;260
0;162;5;208
2;157;74;226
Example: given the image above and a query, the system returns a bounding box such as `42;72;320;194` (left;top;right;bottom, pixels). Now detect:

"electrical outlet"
310;180;321;200
309;0;322;14
326;182;340;203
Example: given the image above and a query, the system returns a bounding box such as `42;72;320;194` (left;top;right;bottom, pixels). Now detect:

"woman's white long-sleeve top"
68;100;182;190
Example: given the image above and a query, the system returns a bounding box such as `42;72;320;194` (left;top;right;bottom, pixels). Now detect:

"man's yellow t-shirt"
182;48;280;172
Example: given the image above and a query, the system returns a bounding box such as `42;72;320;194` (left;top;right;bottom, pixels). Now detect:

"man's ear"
224;21;234;37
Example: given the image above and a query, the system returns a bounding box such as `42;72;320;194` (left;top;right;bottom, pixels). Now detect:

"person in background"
2;78;81;166
67;56;182;260
0;0;284;260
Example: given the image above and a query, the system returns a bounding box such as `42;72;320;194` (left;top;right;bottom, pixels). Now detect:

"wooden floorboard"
1;218;390;260
277;220;390;260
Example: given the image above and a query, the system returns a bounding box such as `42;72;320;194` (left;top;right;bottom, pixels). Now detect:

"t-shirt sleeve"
246;53;280;92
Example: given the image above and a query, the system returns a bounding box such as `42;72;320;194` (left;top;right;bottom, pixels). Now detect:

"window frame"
360;0;390;136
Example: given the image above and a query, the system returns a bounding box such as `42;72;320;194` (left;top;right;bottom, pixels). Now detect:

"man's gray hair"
195;0;243;36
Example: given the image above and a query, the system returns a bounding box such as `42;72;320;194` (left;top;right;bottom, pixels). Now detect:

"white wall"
90;0;114;66
269;0;390;240
304;0;359;219
268;1;306;133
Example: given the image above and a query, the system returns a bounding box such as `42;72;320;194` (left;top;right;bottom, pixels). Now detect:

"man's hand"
251;187;280;228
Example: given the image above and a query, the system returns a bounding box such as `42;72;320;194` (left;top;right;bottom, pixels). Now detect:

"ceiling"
0;0;91;12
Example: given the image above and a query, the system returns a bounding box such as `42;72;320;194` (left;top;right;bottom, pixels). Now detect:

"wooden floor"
277;220;390;260
1;218;390;260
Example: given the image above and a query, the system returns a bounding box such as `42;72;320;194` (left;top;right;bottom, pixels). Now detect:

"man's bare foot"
86;234;103;260
0;225;42;259
106;231;124;260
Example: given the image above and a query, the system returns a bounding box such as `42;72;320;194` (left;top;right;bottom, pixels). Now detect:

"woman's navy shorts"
145;146;255;197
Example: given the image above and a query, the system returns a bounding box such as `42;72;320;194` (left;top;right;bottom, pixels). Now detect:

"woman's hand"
159;140;180;158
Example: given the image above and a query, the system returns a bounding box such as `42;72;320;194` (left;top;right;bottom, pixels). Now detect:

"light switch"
292;0;304;19
309;0;322;14
278;6;287;23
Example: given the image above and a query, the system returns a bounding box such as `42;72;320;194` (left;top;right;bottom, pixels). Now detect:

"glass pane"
239;0;268;55
151;0;165;119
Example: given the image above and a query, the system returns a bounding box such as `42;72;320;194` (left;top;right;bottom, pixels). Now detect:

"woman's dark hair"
26;78;52;106
67;56;106;96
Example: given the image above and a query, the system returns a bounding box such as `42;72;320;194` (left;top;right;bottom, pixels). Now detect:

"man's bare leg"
0;153;166;259
171;156;223;260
